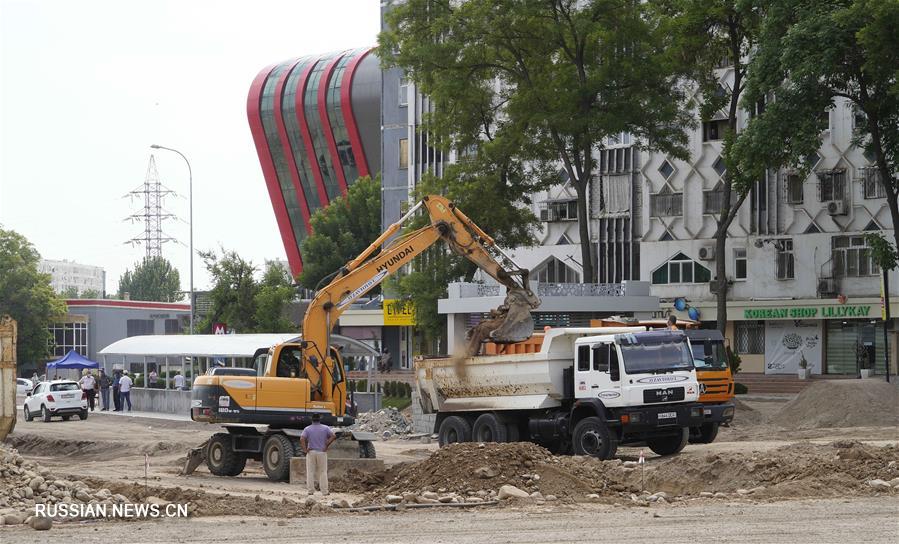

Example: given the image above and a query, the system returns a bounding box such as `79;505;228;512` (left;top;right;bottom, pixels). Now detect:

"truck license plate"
658;412;676;419
703;408;712;415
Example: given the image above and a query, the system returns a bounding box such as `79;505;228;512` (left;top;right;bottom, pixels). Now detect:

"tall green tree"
61;286;102;299
297;175;382;290
117;256;182;302
380;0;693;283
0;227;67;368
198;248;259;334
733;0;899;252
657;0;760;333
255;261;297;332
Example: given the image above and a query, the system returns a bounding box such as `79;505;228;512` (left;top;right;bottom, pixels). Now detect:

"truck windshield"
691;340;728;370
617;334;694;374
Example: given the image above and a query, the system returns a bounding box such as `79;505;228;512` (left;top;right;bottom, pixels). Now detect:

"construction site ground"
3;380;899;543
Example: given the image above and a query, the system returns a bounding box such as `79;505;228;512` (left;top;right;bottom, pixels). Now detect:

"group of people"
49;369;134;412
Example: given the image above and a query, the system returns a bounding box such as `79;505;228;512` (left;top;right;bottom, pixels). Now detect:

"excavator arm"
300;195;541;404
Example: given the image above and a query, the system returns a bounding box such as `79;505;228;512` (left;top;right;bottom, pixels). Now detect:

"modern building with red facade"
247;49;381;276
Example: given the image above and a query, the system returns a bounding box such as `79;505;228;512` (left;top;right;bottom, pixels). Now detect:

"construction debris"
351;407;412;437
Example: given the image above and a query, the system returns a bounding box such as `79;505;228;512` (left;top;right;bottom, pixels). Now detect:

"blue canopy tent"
47;350;99;370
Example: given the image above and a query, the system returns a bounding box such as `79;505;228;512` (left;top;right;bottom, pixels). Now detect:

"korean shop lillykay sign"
744;305;872;320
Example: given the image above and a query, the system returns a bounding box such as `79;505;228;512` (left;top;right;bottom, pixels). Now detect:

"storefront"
667;298;898;375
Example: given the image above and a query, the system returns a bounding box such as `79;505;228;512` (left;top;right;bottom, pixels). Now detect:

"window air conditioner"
826;200;847;216
698;246;716;261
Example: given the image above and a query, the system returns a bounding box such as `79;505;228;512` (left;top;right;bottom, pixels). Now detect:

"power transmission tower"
124;155;177;258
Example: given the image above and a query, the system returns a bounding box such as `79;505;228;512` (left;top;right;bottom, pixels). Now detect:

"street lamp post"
150;144;194;335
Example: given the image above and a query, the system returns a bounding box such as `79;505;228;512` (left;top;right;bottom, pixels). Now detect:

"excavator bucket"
489;289;537;344
180;440;209;476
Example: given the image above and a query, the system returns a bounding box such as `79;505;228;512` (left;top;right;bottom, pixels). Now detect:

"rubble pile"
351;407;412;438
361;441;899;506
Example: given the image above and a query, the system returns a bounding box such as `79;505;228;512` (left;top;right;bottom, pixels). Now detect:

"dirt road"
3;497;898;543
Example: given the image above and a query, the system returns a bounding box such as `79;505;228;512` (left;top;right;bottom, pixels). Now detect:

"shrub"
734;383;749;395
726;346;742;376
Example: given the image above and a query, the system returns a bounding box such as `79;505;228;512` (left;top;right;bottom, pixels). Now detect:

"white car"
16;378;33;396
23;380;88;422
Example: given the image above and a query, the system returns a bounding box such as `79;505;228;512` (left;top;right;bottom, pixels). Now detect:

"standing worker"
112;370;122;411
668;314;679;331
98;369;112;411
119;371;133;411
300;413;336;496
173;371;186;391
78;370;97;411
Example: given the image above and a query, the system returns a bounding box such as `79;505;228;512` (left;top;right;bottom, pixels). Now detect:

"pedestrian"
668;314;679;331
173;371;186;391
149;369;158;388
119;371;133;411
98;369;112;411
112;370;122;411
78;370;97;411
300;412;336;496
31;371;39;384
380;348;391;374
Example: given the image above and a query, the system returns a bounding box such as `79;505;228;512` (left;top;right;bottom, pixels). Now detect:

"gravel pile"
351;407;412;438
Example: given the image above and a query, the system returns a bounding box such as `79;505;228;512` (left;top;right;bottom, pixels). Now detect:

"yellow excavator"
187;195;540;480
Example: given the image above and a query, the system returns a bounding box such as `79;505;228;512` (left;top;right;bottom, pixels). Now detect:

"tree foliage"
733;0;899;252
380;0;693;283
61;286;102;299
0;227;67;368
297;176;382;290
655;0;760;332
116;256;182;302
199;250;297;334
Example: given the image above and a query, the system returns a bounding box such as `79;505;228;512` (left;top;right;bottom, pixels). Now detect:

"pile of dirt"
351;407;412;438
357;440;899;504
732;398;765;426
5;434;184;461
770;380;899;430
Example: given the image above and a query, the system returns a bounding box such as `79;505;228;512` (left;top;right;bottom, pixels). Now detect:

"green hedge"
734;383;749;395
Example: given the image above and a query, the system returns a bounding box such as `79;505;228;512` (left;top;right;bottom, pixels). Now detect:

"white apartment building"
39;259;106;297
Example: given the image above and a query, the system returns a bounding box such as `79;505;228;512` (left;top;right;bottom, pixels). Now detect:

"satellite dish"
674;298;687;311
688;307;700;320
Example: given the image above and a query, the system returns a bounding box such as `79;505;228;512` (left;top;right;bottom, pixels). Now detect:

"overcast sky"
0;0;380;296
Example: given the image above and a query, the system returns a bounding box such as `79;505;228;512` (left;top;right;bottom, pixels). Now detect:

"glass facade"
282;56;324;213
260;62;308;248
304;54;342;201
327;50;361;185
48;322;88;357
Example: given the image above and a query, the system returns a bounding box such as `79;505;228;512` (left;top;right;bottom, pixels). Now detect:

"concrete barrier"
289;457;385;485
128;388;192;415
411;389;436;434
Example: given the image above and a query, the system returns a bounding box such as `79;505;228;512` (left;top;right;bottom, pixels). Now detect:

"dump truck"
416;327;706;459
187;195;540;480
591;318;735;444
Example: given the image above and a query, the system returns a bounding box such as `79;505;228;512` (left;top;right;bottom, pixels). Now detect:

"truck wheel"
572;417;618;460
689;423;719;445
262;434;294;481
207;433;247;476
647;428;690;456
438;416;472;447
473;413;508;443
358;441;377;459
505;420;520;442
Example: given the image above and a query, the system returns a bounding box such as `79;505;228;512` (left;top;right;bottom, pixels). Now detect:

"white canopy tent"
99;333;379;389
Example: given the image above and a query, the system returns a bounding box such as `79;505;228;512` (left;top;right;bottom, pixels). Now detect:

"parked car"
23;380;88;422
16;378;33;396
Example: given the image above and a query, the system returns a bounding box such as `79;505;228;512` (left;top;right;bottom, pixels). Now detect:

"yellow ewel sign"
383;299;415;326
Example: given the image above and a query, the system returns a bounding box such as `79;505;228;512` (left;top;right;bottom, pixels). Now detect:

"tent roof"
47;350;100;369
98;333;378;358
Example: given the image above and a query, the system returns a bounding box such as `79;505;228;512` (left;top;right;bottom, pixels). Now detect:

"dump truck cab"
684;329;735;443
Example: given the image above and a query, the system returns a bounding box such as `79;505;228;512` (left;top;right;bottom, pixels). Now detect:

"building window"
702;119;728;142
819;109;830;132
650;187;683;217
785;173;803;204
539;200;578;222
734;248;747;280
703;183;724;214
398;77;409;107
863;168;886;199
534;257;580;283
776;239;795;280
47;322;88;357
126;319;154;337
833;236;879;278
651;253;712;285
817;170;846;202
735;321;765;354
164;319;181;335
398;138;409;169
